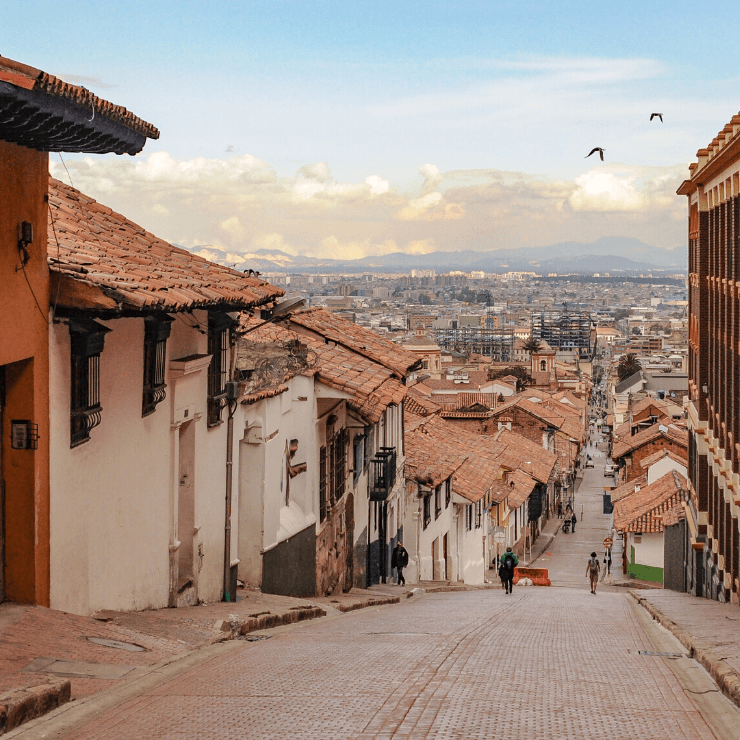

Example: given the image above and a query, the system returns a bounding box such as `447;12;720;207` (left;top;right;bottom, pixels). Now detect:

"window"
142;317;172;416
435;485;442;519
69;319;111;448
540;359;547;371
319;445;328;523
466;504;473;531
475;500;482;529
445;479;451;508
364;425;374;470
330;428;347;503
423;494;431;529
353;434;365;485
207;313;231;426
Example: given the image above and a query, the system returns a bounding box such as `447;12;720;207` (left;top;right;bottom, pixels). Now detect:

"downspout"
223;397;237;601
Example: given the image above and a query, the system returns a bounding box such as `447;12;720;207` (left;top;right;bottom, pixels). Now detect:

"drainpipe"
223;396;237;601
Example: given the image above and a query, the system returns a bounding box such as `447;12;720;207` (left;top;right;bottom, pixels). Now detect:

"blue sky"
5;1;740;261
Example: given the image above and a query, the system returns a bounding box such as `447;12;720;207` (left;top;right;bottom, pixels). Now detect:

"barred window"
207;313;231;426
475;499;482;529
423;494;431;530
435;485;442;519
445;479;451;508
319;445;328;523
331;428;347;502
466;504;473;531
69;320;110;448
142;317;172;417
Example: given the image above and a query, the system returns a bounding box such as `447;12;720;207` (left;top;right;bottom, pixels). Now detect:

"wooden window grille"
142;318;172;417
319;445;328;523
445;479;451;508
331;428;347;503
466;504;473;531
207;314;231;427
69;320;110;448
435;485;442;519
423;494;431;529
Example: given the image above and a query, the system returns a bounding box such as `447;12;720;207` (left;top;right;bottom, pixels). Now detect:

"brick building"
678;112;740;603
611;423;688;484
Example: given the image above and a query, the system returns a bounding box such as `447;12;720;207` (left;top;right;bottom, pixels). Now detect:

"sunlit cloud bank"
49;153;687;263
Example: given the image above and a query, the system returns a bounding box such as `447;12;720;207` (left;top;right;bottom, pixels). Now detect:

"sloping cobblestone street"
55;587;718;740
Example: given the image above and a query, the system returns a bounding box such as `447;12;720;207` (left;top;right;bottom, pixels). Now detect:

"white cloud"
49;151;688;262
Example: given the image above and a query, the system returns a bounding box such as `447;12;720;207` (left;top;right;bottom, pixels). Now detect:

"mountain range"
189;236;686;274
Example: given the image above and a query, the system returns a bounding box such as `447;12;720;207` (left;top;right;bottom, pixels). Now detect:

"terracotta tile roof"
492;469;536;508
286;308;419;378
610;474;647;503
493;428;557;485
612;423;688;461
613;470;687;533
630;397;684;419
404;419;469;490
0;56;159;140
404;386;443;417
640;448;688;470
662;503;686;527
48;179;282;314
238;316;405;424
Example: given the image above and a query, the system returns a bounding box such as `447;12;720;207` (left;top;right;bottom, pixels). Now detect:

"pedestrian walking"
570;512;577;533
391;541;409;586
603;548;612;577
586;551;601;594
499;546;518;595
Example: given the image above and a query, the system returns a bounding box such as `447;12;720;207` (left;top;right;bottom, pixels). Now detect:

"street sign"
603;537;613;549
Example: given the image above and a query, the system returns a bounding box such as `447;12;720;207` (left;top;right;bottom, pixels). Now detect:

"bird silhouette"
585;147;605;161
225;145;234;152
650;113;663;123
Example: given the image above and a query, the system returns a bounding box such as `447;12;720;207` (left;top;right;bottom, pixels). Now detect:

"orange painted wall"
0;140;50;605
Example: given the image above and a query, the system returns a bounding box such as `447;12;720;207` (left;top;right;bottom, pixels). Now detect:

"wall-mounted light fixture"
17;220;33;269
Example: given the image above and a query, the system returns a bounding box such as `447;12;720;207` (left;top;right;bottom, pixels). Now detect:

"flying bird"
650;113;663;123
585;147;605;161
225;145;234;152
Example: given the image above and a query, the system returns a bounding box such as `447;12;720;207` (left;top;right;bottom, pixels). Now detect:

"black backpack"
503;553;515;571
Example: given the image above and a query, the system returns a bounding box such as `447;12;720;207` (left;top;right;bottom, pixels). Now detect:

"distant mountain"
184;237;686;274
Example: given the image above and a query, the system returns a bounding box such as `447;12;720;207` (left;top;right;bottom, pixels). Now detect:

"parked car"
604;464;617;476
585;459;594;468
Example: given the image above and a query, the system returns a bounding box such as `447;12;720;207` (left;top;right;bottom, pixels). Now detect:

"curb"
215;605;326;639
0;680;71;736
629;591;740;710
336;596;401;613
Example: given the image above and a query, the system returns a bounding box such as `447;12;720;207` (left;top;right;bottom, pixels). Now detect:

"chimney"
634;484;641;493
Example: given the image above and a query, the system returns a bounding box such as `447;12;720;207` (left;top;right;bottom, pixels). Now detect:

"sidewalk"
0;578;489;734
631;589;740;710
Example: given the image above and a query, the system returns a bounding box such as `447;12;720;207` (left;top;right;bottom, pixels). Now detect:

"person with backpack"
585;551;601;594
499;547;518;595
570;512;577;533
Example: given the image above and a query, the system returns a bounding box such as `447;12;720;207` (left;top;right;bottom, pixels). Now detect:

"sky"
5;1;740;264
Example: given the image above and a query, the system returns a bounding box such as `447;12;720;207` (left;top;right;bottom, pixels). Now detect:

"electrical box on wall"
10;420;39;450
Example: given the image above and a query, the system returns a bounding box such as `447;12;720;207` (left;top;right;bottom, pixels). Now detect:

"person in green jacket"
498;547;519;594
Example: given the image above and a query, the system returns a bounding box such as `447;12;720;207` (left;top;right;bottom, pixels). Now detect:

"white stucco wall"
458;500;487;584
632;532;664;568
646;458;687;486
49;311;230;615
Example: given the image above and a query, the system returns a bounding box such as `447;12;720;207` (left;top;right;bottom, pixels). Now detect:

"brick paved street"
53;586;719;740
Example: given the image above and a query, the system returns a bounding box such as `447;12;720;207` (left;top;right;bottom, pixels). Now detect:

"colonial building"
236;310;418;597
46;179;282;615
678;111;740;603
0;55;158;607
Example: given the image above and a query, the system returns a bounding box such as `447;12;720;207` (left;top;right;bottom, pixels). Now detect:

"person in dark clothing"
499;546;518;594
391;541;409;586
570;513;577;532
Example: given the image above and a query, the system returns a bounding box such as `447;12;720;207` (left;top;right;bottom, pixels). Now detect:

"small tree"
617;353;642;381
522;337;541;355
488;365;533;389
